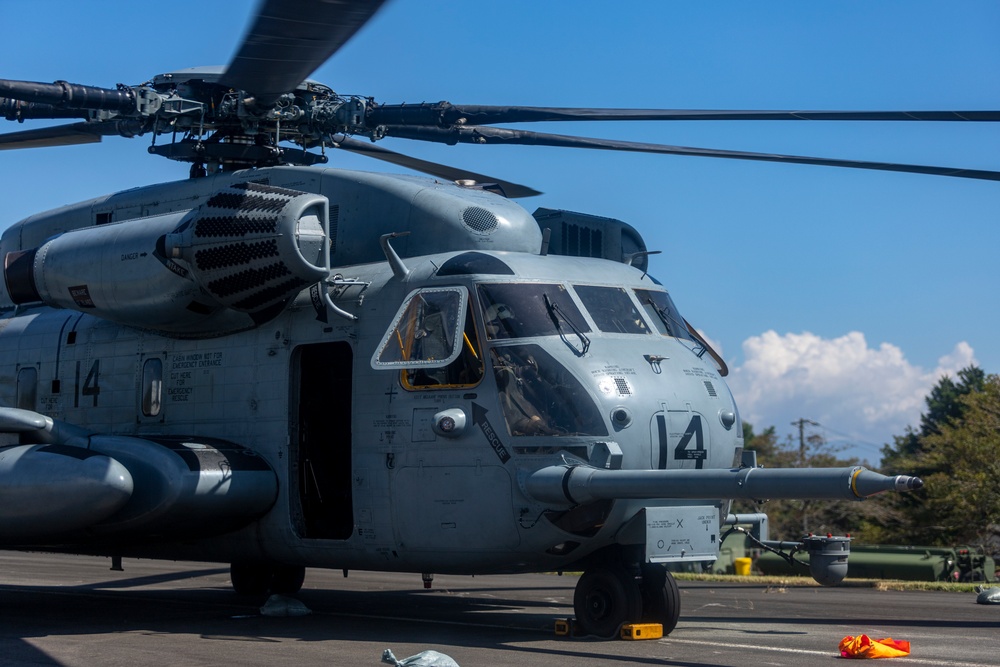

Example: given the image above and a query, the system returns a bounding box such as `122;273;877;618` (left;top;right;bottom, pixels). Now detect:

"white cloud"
726;331;977;461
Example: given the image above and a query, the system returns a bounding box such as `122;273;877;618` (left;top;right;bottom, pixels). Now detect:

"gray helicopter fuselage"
0;165;738;574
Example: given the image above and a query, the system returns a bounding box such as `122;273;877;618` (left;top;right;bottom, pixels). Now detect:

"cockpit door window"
372;287;467;368
402;305;485;390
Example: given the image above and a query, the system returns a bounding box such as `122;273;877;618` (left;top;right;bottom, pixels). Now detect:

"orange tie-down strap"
839;635;911;659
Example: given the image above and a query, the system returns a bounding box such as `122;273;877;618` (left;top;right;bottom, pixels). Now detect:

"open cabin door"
292;342;354;539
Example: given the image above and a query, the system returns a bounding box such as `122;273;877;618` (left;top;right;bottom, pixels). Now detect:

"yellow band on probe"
850;467;864;498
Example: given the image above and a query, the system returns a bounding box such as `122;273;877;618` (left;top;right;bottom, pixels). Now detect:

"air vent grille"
183;183;329;317
329;204;339;253
462;206;499;234
560;221;603;258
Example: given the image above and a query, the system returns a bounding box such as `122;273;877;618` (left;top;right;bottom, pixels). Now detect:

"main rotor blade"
0;79;135;114
0;122;112;150
335;136;542;197
368;103;1000;127
383;125;1000;182
221;0;389;105
2;97;92;122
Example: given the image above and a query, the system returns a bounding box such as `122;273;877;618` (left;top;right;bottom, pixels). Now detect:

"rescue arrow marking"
472;402;511;464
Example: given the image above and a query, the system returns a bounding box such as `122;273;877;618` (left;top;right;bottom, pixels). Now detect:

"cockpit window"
403;306;484;389
373;287;467;368
634;288;695;342
478;283;590;340
574;285;650;334
492;344;607;437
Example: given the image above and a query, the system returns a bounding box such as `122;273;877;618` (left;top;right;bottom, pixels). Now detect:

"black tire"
640;563;681;634
230;562;273;596
271;564;306;595
573;566;642;638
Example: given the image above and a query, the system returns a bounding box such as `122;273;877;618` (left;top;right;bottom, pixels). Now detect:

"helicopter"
0;0;990;638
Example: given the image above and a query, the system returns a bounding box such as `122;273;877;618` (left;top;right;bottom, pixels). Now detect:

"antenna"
379;232;411;280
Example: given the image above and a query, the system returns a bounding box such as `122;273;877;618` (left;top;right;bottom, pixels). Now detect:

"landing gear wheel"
230;562;273;596
573;566;642;637
271;564;306;595
230;563;306;596
640;564;681;634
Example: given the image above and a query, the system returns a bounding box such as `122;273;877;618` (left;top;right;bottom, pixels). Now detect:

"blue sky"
1;1;997;461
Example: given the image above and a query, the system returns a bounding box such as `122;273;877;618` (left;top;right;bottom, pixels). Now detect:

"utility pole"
791;418;820;467
791;418;819;535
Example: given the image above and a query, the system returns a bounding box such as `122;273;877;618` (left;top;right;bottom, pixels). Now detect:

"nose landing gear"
230;561;306;596
572;561;680;637
573;567;642;638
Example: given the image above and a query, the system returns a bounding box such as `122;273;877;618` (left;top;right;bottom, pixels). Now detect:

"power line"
816;423;888;454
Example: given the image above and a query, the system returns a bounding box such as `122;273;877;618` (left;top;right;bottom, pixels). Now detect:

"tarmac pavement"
0;552;997;666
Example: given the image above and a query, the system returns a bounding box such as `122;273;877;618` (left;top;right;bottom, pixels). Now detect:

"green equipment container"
757;543;997;582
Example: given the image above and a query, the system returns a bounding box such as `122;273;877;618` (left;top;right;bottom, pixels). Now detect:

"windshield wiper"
543;293;590;356
642;296;728;376
645;298;678;337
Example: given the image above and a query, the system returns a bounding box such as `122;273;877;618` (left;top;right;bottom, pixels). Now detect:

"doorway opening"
294;342;353;539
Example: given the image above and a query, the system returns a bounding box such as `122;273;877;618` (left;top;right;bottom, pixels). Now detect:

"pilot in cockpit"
484;302;516;339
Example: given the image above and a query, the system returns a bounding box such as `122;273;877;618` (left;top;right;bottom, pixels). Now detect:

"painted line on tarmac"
664;637;987;667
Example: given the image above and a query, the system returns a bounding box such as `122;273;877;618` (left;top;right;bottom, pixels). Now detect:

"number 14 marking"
656;414;706;469
75;359;100;407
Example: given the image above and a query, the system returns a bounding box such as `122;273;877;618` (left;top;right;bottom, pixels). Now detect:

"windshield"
478;283;590;340
492;344;607;437
574;285;651;334
634;288;694;342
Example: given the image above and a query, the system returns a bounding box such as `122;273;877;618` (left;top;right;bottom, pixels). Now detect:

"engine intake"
4;182;331;336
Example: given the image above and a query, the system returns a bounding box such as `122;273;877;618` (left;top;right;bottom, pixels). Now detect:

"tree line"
734;366;999;554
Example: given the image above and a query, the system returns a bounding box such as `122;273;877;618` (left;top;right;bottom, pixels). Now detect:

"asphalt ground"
0;552;997;666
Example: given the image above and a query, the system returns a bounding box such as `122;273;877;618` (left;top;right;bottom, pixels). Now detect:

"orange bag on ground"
839;634;911;659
